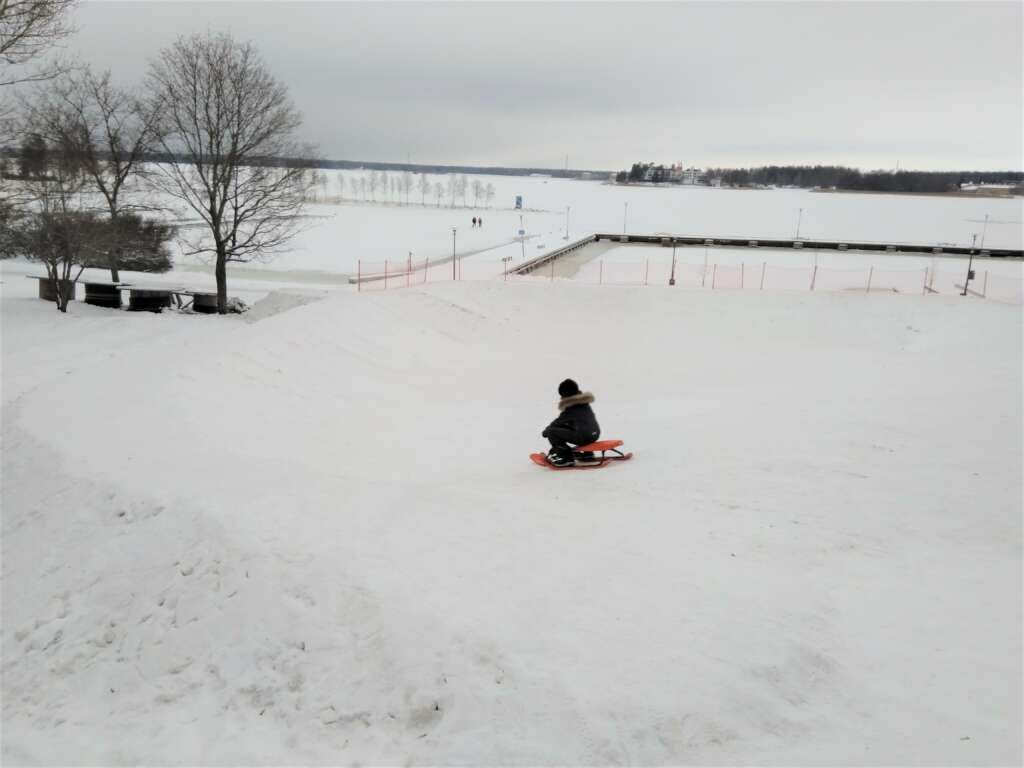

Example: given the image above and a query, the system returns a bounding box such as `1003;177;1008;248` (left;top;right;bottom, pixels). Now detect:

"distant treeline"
0;145;609;180
707;165;1024;193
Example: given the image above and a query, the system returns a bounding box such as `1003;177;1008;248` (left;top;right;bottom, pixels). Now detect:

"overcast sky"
65;1;1022;171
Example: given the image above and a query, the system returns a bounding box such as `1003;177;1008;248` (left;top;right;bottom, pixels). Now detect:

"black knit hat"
558;378;580;397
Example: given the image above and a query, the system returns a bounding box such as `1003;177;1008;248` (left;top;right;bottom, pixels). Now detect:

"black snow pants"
545;425;600;456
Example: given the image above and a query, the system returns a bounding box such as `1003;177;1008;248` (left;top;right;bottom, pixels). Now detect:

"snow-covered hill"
2;269;1021;764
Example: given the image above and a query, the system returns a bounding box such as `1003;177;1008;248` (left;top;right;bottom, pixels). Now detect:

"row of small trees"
1;1;315;313
307;169;497;209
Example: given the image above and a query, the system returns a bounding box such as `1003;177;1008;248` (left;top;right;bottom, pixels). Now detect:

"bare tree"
6;136;106;311
433;180;442;207
146;32;314;313
367;171;377;202
401;170;412;205
24;65;160;281
336;173;345;200
485;182;495;207
472;178;484;208
418;172;430;206
0;0;77;86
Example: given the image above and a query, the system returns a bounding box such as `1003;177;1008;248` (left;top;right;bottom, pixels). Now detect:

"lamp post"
980;213;989;250
519;214;525;261
795;207;804;239
452;228;457;280
669;241;677;286
961;233;977;296
564;206;570;240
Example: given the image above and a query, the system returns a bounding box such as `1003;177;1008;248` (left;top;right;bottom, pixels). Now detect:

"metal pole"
961;233;977;296
519;214;525;262
623;202;628;234
452;228;457;280
980;213;989;250
795;207;803;239
565;206;570;240
669;242;677;286
702;245;708;287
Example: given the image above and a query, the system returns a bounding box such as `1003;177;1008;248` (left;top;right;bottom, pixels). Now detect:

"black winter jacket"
545;392;600;439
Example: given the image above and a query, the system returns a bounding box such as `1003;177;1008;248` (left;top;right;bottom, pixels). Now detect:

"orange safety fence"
355;256;1022;304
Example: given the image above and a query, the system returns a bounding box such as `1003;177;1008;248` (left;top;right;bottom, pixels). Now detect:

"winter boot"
547;450;574;467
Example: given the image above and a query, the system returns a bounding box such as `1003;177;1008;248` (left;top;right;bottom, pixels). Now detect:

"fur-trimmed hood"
558;391;595;412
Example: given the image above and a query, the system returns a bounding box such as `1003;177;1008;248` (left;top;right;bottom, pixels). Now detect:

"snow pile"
2;269;1021;764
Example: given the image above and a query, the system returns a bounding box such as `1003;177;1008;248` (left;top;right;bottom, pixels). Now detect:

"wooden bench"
82;281;130;309
26;275;76;302
127;286;181;312
171;290;218;313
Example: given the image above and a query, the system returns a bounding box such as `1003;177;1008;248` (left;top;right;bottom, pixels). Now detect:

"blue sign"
518;228;526;236
515;196;522;209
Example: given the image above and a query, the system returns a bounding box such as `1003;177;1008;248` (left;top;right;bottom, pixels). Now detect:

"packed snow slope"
2;275;1021;765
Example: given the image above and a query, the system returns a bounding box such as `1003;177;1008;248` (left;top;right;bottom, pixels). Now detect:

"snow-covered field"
173;172;1024;280
2;253;1021;763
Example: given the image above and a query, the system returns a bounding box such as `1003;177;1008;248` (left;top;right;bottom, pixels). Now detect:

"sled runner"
530;440;634;470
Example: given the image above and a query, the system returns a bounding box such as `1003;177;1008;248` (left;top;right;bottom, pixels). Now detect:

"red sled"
530;439;633;470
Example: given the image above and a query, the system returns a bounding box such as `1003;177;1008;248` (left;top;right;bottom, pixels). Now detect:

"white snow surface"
2;263;1021;765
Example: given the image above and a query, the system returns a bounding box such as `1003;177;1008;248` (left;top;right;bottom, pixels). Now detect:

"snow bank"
2;268;1021;764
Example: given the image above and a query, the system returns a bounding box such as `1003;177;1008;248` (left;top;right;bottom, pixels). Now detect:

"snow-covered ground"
2;259;1021;764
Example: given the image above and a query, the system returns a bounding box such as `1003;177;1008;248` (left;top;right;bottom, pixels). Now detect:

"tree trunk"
215;246;228;314
109;247;121;283
109;210;121;283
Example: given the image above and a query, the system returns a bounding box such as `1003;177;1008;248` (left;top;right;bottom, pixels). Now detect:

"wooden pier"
513;233;1022;276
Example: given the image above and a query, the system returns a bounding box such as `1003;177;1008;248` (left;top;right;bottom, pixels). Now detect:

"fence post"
760;262;766;290
810;264;817;291
866;266;873;293
712;264;717;289
357;260;361;292
599;260;603;285
384;259;389;289
982;270;988;297
644;258;649;286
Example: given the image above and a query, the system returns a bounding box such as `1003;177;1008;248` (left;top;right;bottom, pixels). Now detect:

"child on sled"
541;378;600;466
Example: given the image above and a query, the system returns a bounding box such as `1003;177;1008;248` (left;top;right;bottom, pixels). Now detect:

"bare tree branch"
0;0;77;86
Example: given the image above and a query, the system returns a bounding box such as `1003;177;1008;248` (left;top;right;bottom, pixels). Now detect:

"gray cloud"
67;1;1022;170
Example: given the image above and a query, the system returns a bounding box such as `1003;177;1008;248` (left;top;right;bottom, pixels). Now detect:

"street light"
564;206;570;240
795;208;804;239
669;241;677;286
452;228;457;280
961;233;978;296
980;213;989;250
